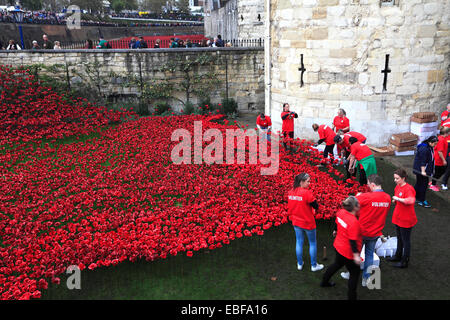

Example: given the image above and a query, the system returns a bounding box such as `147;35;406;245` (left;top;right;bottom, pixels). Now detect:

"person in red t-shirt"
312;123;337;159
387;169;417;268
288;173;324;272
332;108;350;133
348;138;377;185
355;174;391;286
440;124;450;190
431;127;449;190
440;103;450;125
281;103;298;151
343;131;367;144
320;196;362;300
256;113;272;141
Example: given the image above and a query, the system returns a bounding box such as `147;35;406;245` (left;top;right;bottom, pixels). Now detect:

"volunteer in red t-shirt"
431;127;449;190
440;103;450;126
440;125;450;190
320;196;362;300
256;113;272;141
344;131;367;144
312;123;337;159
332;108;350;133
288;173;324;272
334;131;367;177
355;174;391;285
281;103;298;151
442;118;450;129
348;138;377;185
387;169;417;268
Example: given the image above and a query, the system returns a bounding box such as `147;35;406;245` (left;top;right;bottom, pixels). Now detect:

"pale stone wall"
204;0;264;40
269;0;450;146
204;0;239;39
0;48;264;113
238;0;265;39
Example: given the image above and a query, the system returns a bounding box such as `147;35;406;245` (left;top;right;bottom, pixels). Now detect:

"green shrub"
183;101;195;115
221;98;238;116
153;102;171;115
197;97;212;115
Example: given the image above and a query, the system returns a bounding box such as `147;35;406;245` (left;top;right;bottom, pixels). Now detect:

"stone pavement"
236;111;450;204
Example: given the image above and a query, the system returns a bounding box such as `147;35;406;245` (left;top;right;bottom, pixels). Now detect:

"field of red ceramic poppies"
0;66;366;300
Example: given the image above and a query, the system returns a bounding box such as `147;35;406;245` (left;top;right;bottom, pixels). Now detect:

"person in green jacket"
96;37;110;49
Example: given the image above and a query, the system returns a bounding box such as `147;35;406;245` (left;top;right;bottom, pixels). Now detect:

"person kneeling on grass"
288;173;324;272
320;196;362;300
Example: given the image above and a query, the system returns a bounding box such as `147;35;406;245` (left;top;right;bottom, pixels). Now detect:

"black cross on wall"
381;54;391;91
298;54;306;87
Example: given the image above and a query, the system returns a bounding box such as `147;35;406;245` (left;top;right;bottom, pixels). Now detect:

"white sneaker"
311;263;324;272
362;277;367;287
297;263;304;270
340;272;350;280
442;184;448;191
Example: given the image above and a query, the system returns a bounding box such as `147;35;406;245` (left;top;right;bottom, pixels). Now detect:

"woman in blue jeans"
287;173;324;272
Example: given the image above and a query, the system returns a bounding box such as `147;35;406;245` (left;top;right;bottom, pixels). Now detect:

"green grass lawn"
41;158;450;300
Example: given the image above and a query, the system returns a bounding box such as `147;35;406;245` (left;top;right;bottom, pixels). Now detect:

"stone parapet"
0;48;265;113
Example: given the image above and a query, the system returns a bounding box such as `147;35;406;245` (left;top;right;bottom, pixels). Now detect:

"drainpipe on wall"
264;0;271;117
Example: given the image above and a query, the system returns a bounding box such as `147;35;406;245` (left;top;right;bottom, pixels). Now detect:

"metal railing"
60;38;264;49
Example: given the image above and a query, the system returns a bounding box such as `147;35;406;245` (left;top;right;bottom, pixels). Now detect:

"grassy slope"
41;157;450;300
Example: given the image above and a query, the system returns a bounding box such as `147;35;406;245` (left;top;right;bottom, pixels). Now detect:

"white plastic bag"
375;236;397;258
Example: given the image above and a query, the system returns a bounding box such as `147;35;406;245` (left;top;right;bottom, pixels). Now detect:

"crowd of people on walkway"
0;8;203;27
110;12;203;22
255;102;450;300
0;34;62;50
0;33;233;50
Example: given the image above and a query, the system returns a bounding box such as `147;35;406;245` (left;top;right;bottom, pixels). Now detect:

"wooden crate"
411;115;438;123
389;138;417;147
389;143;416;152
412;112;436;120
390;132;418;145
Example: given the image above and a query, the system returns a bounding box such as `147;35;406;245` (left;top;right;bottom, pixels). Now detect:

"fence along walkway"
61;38;265;49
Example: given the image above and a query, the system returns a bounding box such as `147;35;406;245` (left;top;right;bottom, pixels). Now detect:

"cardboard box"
389;138;417;147
389;143;416;152
395;150;415;156
390;132;418;145
411;116;438;123
412;112;436;120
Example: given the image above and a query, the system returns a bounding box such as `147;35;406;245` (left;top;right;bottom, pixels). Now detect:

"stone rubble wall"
270;0;450;146
0;48;265;113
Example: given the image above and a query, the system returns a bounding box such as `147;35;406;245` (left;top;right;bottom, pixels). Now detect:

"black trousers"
358;166;367;185
432;165;447;185
322;250;361;300
395;225;413;258
323;144;335;159
414;174;429;202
